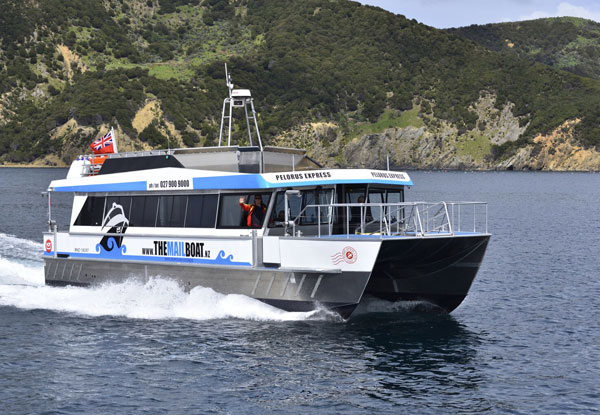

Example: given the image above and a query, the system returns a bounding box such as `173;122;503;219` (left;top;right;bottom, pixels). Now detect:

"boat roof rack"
90;145;321;175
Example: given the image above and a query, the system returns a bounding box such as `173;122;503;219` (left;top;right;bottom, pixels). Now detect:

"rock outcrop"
498;119;600;171
276;94;600;171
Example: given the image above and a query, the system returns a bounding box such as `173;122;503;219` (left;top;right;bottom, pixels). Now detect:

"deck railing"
288;201;488;238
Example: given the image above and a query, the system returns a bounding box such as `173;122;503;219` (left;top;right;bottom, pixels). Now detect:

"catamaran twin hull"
43;145;491;318
43;232;490;318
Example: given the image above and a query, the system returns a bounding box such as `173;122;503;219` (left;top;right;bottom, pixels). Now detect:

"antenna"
218;63;263;151
225;63;233;98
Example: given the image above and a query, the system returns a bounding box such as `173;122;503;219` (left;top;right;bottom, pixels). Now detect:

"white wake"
0;232;44;286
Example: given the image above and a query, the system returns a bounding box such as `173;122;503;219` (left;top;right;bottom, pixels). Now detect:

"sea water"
0;168;598;414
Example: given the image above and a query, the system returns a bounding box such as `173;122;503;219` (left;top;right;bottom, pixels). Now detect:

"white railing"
287;201;488;238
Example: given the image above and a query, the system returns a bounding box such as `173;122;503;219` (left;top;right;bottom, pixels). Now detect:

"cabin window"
129;195;158;227
367;187;404;222
75;194;222;228
218;193;271;228
345;186;367;204
365;190;382;222
302;190;335;224
318;188;336;224
186;194;218;228
129;196;146;227
171;195;187;227
269;191;301;227
142;196;159;227
303;189;335;225
302;191;317;224
74;196;105;226
269;189;334;226
156;195;187;227
156;196;172;227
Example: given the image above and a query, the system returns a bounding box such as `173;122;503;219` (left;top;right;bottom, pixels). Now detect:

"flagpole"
111;127;118;153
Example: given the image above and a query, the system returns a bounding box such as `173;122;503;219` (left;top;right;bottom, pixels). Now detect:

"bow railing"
287;201;488;238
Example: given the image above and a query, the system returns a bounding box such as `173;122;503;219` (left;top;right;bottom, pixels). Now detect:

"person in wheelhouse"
239;194;268;228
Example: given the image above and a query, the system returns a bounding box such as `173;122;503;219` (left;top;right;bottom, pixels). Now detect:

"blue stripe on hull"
43;250;251;267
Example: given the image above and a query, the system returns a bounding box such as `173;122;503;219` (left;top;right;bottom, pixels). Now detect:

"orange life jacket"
240;202;267;227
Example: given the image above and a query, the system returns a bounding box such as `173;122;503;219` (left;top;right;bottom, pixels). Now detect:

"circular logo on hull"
45;239;52;253
331;246;358;265
342;246;357;264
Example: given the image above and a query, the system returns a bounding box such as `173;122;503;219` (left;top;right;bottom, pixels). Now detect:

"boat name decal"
331;246;357;265
274;171;332;181
143;240;211;258
370;171;407;180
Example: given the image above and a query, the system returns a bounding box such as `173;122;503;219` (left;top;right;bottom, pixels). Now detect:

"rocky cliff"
273;93;600;171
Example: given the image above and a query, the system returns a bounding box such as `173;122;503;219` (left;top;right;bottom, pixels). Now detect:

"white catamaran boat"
42;68;490;318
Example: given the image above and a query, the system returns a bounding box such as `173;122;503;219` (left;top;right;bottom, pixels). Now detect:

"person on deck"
239;195;267;228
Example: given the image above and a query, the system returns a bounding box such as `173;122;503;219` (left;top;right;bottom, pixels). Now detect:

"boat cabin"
67;180;408;237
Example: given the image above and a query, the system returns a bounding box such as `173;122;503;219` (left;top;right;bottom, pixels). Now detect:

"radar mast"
218;63;263;150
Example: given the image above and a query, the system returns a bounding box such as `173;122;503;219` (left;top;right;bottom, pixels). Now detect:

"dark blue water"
1;168;599;414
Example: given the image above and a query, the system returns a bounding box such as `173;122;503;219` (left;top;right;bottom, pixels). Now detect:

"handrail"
287;201;488;238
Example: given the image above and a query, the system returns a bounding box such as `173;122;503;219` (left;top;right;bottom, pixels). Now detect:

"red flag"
90;129;115;154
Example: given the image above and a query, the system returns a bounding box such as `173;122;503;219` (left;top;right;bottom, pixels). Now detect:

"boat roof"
82;145;321;174
48;167;413;193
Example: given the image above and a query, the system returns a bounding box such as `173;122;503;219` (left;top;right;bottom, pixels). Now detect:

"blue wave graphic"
214;250;236;264
95;237;127;259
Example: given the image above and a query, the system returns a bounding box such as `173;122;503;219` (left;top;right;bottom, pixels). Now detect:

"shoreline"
0;164;67;168
1;163;598;172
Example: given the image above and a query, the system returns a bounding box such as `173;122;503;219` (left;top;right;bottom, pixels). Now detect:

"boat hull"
43;233;490;317
365;234;491;312
43;258;371;319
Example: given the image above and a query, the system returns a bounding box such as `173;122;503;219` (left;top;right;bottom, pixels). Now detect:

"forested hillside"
1;0;600;169
450;17;600;80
